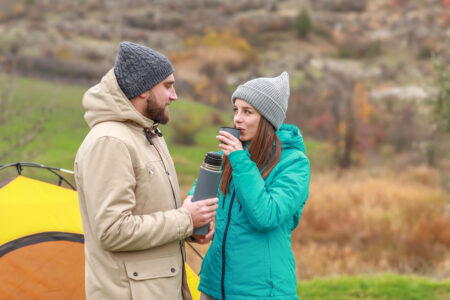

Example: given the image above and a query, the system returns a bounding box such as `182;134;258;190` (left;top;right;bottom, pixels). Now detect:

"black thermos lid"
204;152;222;166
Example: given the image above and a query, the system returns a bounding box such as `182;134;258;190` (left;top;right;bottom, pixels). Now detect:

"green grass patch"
0;76;232;186
298;273;450;300
1;75;327;188
0;76;87;183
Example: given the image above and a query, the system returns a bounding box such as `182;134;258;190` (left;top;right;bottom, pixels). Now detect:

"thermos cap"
205;152;222;166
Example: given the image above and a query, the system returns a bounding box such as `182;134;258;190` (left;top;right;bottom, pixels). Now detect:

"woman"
190;72;310;300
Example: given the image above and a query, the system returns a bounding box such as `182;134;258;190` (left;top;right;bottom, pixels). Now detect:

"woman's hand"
217;130;243;156
191;221;215;244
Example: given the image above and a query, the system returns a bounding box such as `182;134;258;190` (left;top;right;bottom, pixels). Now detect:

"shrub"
171;111;202;146
0;26;27;55
211;111;223;125
293;167;450;279
336;39;383;59
294;7;312;39
312;0;366;12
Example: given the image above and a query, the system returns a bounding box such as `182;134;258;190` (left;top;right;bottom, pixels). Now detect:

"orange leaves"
353;81;373;124
183;28;255;60
293;166;450;279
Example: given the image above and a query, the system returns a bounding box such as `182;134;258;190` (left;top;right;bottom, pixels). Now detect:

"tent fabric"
0;176;83;246
0;175;200;300
0;231;84;257
0;240;85;299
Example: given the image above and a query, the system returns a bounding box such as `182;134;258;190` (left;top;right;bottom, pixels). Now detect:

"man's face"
145;74;177;124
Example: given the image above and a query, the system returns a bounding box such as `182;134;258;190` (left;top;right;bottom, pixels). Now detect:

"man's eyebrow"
165;80;175;85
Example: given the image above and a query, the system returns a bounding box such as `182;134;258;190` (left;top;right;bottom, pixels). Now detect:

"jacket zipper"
268;237;274;295
221;190;236;300
145;129;178;209
145;128;187;298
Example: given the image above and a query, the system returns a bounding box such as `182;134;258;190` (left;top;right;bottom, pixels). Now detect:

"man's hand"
192;221;215;244
182;195;218;228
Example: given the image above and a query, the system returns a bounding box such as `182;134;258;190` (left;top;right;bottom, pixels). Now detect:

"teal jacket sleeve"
188;179;197;196
228;149;310;232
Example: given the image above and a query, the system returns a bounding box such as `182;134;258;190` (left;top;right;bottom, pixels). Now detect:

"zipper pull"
155;128;163;137
143;128;153;145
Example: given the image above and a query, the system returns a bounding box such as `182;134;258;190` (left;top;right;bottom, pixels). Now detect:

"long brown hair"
220;117;281;195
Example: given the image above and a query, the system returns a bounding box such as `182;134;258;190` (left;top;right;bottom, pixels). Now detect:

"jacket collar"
82;68;157;130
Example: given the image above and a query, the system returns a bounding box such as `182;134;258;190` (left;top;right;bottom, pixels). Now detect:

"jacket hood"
82;68;155;129
277;123;306;154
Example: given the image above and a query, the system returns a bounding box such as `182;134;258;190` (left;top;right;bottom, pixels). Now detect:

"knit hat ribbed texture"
231;72;290;130
114;41;174;99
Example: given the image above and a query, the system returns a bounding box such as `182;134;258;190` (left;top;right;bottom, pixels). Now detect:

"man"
75;41;218;300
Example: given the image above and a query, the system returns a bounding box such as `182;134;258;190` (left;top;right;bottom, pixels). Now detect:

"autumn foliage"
293;166;450;279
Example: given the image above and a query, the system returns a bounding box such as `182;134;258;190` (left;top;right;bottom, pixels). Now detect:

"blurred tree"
388;104;417;152
321;75;378;168
425;56;450;166
294;7;312;39
430;56;450;133
327;72;355;168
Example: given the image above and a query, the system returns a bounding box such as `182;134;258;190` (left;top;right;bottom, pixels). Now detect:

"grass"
0;75;234;187
4;75;449;289
298;273;450;300
0;74;329;190
3;76;450;299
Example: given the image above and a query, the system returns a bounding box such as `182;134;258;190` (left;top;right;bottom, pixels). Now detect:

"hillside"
1;0;449;177
0;0;449;292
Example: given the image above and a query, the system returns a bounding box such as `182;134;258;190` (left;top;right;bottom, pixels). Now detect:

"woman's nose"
234;113;242;123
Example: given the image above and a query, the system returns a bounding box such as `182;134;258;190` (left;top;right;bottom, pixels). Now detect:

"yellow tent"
0;171;200;299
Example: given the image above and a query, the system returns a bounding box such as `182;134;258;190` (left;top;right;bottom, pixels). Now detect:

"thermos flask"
192;152;222;235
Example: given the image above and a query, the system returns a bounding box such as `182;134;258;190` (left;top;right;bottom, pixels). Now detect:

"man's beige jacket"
75;69;193;300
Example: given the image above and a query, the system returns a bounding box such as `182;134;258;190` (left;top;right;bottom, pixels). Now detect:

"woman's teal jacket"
189;124;310;300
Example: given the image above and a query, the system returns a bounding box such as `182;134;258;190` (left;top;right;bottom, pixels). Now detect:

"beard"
145;91;169;124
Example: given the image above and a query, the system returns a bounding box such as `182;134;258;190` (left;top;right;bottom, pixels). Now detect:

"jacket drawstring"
143;128;153;145
155;128;163;137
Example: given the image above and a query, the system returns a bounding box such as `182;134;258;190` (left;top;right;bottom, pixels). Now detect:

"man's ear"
138;91;149;99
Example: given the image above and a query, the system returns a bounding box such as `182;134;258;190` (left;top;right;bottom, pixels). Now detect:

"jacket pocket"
125;256;181;300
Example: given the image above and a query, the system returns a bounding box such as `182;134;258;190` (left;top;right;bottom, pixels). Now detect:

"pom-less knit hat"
231;72;290;130
114;41;174;99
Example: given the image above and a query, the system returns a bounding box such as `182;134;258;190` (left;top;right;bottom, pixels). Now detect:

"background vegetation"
1;0;449;298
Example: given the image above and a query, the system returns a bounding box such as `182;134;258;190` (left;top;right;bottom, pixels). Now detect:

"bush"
336;39;383;59
0;26;27;55
211;111;223;126
171;111;202;146
294;7;312;39
430;56;450;132
293;167;450;279
312;0;367;12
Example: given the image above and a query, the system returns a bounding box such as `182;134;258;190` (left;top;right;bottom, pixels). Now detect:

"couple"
75;42;310;300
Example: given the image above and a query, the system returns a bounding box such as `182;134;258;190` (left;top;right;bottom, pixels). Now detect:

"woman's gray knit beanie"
114;41;174;99
231;72;290;130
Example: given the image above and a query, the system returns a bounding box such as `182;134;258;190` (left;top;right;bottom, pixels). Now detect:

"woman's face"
233;99;261;142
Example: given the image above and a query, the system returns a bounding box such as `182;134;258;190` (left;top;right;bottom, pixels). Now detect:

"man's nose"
170;88;177;101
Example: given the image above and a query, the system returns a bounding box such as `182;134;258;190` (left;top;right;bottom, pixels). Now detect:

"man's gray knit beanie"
231;72;290;130
114;41;174;99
